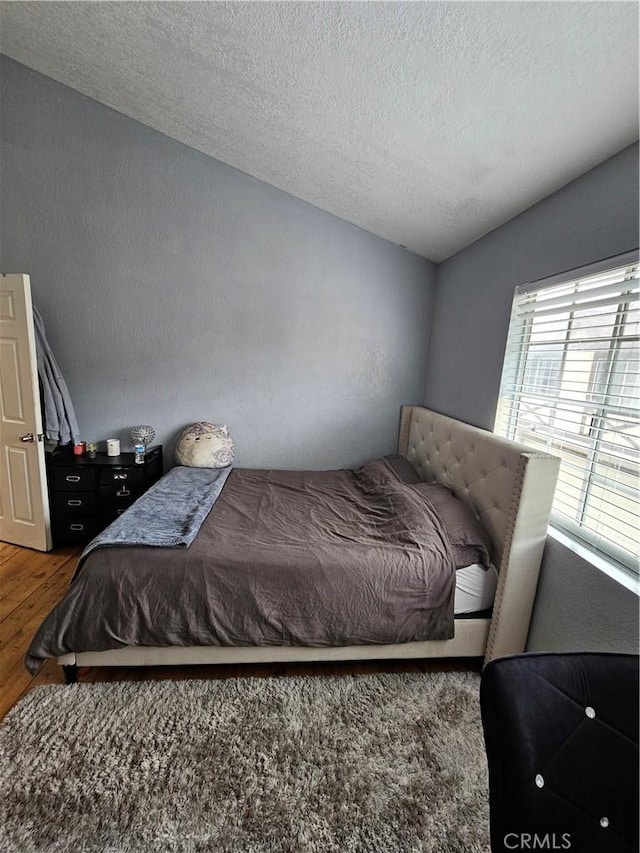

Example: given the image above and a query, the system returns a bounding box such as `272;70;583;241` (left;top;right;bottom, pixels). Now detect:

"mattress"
454;563;498;614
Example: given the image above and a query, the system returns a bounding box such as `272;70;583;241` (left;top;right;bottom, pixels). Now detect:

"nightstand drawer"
51;466;97;491
53;517;99;543
99;467;145;488
99;484;143;506
101;506;131;527
51;492;97;517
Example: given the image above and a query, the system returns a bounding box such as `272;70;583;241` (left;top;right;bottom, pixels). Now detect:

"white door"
0;274;52;551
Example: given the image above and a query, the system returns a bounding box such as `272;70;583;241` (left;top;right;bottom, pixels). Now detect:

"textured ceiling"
0;1;638;261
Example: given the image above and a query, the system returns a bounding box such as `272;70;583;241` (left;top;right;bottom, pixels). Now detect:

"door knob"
20;433;35;442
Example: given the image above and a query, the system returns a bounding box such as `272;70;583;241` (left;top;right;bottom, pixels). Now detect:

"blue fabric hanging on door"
32;306;80;446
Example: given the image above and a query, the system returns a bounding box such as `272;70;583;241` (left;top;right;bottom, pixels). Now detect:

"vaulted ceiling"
1;1;637;260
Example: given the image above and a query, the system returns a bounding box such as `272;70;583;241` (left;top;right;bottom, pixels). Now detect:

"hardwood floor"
0;541;80;718
1;542;481;721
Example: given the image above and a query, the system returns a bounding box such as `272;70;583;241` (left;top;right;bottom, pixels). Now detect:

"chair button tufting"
600;818;609;828
585;706;596;719
535;774;544;788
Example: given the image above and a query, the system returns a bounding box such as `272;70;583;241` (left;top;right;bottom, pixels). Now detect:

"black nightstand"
47;445;163;545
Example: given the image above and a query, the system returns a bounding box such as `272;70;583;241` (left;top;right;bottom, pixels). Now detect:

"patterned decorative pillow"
175;422;234;468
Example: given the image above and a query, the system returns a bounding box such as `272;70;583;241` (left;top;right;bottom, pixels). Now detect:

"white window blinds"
495;251;639;575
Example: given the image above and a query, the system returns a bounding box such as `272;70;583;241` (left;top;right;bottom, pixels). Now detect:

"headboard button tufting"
400;405;560;664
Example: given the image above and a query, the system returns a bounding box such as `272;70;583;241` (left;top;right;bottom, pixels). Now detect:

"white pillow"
175;422;234;468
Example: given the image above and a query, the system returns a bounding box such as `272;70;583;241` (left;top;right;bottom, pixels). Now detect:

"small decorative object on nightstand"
130;424;156;449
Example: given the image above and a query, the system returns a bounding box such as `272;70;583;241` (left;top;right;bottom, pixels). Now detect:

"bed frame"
57;406;559;677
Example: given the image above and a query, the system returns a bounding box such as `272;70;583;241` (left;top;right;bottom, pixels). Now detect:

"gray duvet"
26;458;456;673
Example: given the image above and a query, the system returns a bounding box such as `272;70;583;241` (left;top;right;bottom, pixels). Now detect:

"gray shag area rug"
0;672;489;852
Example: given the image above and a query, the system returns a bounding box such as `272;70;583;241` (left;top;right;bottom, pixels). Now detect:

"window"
496;251;639;575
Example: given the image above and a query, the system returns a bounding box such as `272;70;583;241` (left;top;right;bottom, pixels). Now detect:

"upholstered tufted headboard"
398;406;560;661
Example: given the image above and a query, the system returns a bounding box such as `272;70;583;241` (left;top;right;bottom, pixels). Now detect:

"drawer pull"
114;473;128;480
67;499;82;507
116;509;126;516
65;475;81;483
116;489;131;498
69;523;84;531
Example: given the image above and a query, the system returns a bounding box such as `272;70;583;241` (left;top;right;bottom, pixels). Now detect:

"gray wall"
424;144;639;431
424;143;639;654
526;535;639;653
0;57;435;469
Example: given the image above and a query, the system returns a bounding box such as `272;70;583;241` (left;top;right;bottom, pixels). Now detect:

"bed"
31;406;559;677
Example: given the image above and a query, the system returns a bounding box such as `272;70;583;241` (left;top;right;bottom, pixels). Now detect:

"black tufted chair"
481;652;639;853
